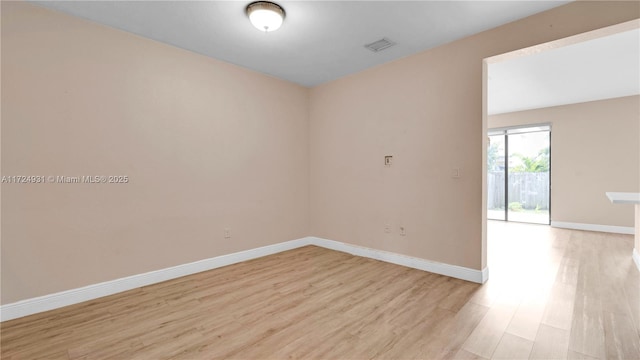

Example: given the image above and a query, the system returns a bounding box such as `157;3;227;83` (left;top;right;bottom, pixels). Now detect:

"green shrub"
508;202;523;212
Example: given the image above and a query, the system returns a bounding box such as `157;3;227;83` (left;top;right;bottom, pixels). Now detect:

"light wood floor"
2;222;639;359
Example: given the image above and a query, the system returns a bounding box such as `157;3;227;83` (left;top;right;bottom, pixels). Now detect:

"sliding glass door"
488;125;550;224
487;134;506;221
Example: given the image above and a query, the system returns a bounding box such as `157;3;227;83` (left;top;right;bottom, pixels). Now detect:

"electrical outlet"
384;155;393;166
224;228;231;239
399;226;406;236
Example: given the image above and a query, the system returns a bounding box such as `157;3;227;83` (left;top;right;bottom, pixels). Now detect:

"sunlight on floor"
484;221;570;314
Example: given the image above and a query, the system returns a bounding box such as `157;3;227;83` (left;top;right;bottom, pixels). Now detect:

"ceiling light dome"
246;1;285;32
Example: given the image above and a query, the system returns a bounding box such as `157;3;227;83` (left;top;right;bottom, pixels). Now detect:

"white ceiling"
32;0;570;87
488;28;640;115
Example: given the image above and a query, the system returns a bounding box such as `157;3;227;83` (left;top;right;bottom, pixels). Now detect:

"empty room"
1;1;639;359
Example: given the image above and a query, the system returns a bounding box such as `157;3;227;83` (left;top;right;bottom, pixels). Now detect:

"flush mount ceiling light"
246;1;285;32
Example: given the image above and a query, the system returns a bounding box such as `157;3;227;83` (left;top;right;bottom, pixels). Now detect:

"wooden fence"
488;172;549;210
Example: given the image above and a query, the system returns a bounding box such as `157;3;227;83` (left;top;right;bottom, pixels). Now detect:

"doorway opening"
487;125;551;225
481;19;639;277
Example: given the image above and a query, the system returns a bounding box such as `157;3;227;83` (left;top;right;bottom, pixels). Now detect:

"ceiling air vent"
364;38;396;53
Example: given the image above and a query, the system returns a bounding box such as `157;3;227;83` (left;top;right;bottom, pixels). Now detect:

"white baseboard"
0;236;487;322
551;221;635;235
633;248;640;272
310;237;488;284
0;238;312;322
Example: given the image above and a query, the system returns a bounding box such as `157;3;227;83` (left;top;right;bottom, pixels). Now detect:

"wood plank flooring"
2;221;639;359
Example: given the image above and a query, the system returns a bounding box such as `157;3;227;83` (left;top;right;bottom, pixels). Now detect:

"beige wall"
636;205;640;255
2;1;639;305
309;1;639;271
1;2;309;304
490;96;640;227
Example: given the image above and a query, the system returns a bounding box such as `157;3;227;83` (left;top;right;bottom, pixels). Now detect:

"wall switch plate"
452;168;461;178
399;226;406;236
224;228;231;239
384;223;391;233
385;156;393;166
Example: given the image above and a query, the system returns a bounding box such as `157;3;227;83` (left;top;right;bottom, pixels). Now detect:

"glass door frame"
487;124;551;225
